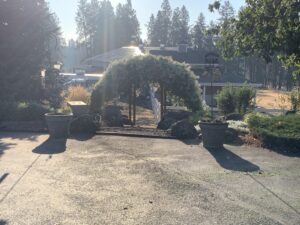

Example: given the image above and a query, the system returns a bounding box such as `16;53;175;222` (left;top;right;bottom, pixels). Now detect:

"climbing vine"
90;55;202;112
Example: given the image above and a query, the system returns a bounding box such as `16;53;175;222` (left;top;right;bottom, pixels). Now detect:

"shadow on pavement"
0;220;7;225
224;137;244;147
70;133;95;141
32;138;66;155
181;138;202;146
0;142;16;158
205;146;260;172
265;146;300;158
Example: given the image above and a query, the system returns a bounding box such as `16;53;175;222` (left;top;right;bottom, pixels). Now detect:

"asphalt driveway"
0;132;300;225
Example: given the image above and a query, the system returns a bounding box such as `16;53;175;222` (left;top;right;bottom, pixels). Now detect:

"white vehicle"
75;69;86;76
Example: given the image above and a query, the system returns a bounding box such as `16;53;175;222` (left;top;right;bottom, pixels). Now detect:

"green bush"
227;120;249;133
247;113;300;149
215;86;236;115
44;68;64;111
216;85;255;115
188;110;203;125
289;88;300;111
236;86;256;114
0;102;52;122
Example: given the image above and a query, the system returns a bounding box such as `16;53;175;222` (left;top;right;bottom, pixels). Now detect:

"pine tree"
206;21;219;51
147;14;159;46
215;0;236;59
115;0;140;48
87;0;101;56
75;0;89;50
97;0;115;53
179;6;190;44
157;0;172;46
218;0;235;28
192;13;206;50
0;0;61;101
170;7;181;46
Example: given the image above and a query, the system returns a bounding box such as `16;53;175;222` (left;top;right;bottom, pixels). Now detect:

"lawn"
256;89;291;110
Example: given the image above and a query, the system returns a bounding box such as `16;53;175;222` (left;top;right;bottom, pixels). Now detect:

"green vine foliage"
90;55;202;113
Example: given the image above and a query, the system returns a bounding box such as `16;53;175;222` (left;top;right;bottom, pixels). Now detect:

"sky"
48;0;245;41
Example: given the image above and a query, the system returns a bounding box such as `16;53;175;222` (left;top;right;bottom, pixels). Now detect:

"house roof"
145;47;205;64
83;46;143;66
145;46;262;84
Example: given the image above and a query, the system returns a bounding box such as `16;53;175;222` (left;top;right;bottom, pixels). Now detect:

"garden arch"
90;55;202;125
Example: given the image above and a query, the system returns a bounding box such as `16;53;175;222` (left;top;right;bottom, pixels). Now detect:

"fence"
149;87;161;124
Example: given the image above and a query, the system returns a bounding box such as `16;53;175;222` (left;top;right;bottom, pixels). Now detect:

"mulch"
240;134;263;148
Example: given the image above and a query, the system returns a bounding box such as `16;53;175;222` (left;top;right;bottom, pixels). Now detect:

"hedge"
247;113;300;149
0;102;52;122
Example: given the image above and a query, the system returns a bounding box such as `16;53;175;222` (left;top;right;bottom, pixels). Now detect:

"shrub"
63;86;90;104
247;113;300;149
216;85;255;115
236;86;255;114
58;105;72;115
44;68;64;111
215;86;236;115
0;102;52;121
227;120;249;133
289;88;300;111
188;110;203;125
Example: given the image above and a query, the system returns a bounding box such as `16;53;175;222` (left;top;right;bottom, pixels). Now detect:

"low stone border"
97;127;175;139
0;121;48;133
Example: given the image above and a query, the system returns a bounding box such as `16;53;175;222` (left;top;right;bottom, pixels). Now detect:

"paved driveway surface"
0;132;300;225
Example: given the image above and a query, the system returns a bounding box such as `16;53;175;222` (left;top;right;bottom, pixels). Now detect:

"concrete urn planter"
67;101;89;117
45;113;73;139
200;122;228;149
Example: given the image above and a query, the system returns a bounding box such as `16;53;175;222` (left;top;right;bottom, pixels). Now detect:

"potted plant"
200;118;228;149
200;52;228;149
44;68;73;139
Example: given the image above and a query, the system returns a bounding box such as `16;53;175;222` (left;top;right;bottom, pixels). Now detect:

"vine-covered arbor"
90;55;202;125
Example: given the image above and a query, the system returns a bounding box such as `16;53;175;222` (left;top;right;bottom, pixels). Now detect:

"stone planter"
200;122;228;149
45;113;73;139
67;101;89;117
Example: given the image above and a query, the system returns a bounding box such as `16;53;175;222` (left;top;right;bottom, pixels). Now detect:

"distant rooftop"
144;47;205;65
83;46;143;66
